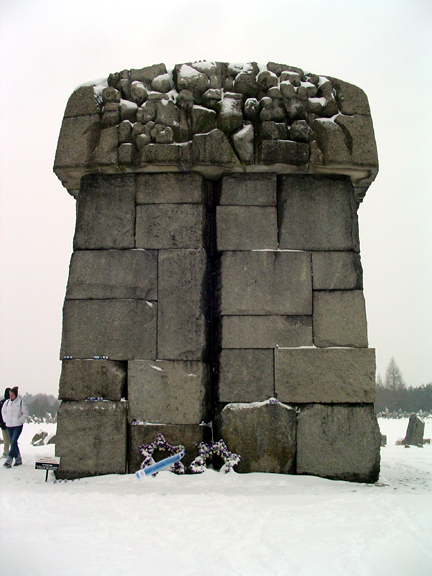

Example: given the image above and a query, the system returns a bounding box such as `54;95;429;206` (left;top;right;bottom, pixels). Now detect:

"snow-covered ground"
1;418;431;576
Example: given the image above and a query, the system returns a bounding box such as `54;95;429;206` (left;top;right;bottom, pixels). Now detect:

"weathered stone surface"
177;89;194;110
55;401;127;479
261;121;281;140
329;77;371;116
296;404;381;482
119;120;133;142
128;360;210;425
64;86;100;117
202;88;221;109
130;63;167;84
215;401;296;473
158;249;207;360
150;124;174;144
154;100;180;129
281;71;302;85
257;70;278;90
284;99;307;123
73;174;135;250
221;316;312;348
191;61;220;88
128;423;212;473
118;143;132;164
335;115;378;167
260;97;285;122
191;105;217;134
151;73;172;93
244;98;259;120
275;348;376;403
280;81;296;99
313;290;368;348
133;122;152;147
130;81;148;105
311;119;352;165
233;71;258;98
221;251;312;315
267;62;304;78
220;173;276;206
136;173;204;204
312;251;363;290
101;109;118;127
92;126;118;165
279;175;359;251
140;142;192;165
290;120;310;143
119;100;138;122
54;115;101;169
60;299;157;360
59;359;126;401
260;139;309;165
137;101;156;123
218;93;244;134
219;349;274;403
192;129;240;165
66;249;157;300
102;86;121;103
216;206;277;250
136;204;204;249
232;124;254;164
403;414;425;446
175;64;208;101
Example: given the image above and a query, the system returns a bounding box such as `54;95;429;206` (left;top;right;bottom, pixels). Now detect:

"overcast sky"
0;0;431;396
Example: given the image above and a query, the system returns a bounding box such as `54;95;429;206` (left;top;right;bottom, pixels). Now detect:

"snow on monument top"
54;61;378;201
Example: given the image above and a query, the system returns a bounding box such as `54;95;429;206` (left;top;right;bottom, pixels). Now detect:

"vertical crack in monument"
54;61;381;482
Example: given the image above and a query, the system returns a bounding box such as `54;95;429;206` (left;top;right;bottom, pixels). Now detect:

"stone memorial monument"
54;61;381;482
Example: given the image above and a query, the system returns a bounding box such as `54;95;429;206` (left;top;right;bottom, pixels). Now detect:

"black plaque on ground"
35;457;60;481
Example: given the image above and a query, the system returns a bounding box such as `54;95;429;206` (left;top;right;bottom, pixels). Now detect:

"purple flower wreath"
139;433;185;475
190;439;241;474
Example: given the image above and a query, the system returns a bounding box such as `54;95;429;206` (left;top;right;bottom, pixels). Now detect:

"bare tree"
384;357;406;390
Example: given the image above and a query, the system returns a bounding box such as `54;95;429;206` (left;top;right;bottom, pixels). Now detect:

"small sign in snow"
35;457;60;481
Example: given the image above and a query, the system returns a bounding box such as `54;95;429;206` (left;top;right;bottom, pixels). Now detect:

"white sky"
0;0;431;395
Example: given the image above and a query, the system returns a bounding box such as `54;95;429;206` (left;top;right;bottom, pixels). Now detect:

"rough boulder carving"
54;61;378;202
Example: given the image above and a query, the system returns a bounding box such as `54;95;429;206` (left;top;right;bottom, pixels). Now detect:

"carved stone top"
54;61;378;201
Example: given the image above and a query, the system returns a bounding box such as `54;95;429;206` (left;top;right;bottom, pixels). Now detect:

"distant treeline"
22;393;60;419
375;383;432;413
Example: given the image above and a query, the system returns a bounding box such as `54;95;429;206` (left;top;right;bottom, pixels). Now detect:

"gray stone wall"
54;61;380;483
57;171;211;478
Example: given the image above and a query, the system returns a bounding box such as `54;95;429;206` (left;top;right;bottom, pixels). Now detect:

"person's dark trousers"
6;425;23;459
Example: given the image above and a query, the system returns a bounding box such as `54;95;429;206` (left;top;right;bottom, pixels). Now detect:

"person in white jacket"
1;386;29;468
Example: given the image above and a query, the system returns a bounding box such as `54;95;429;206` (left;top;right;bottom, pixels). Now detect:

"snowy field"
0;418;431;576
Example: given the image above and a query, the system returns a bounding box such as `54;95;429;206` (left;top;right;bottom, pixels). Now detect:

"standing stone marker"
54;60;380;482
403;414;425;446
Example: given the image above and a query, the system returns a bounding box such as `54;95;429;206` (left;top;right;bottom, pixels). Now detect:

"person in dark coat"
0;388;11;458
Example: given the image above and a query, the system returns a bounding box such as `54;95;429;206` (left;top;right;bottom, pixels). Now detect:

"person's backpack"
0;399;6;429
